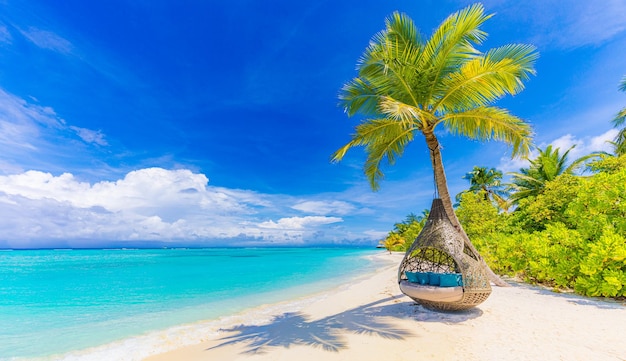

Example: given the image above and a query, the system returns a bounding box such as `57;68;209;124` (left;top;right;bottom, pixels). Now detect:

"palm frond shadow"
209;295;482;354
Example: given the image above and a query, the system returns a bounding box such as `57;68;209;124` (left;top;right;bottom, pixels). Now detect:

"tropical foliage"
457;156;626;298
507;145;598;205
378;211;429;252
387;153;626;298
456;166;509;210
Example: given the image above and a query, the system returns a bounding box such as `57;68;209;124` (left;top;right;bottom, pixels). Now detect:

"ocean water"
0;248;385;360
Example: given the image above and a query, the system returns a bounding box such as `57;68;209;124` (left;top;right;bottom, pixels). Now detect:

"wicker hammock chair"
398;198;491;311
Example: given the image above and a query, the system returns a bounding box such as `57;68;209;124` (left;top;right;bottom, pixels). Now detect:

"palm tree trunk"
424;131;509;287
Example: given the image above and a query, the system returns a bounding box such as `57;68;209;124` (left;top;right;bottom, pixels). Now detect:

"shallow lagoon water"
0;248;384;360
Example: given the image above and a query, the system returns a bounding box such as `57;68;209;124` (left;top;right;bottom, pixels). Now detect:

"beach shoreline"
47;250;398;361
45;252;626;361
138;252;626;361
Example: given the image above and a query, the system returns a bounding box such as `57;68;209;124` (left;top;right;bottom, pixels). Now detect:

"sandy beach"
138;253;626;361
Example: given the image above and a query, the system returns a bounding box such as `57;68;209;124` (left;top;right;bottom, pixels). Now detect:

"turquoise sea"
0;248;386;360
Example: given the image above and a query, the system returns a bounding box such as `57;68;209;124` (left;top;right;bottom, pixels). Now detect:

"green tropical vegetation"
378;211;429;253
507;145;598;205
389;152;626;299
456;166;509;210
331;3;538;286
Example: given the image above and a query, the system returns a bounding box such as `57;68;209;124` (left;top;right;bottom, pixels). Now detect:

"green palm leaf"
435;44;538;111
442;106;532;157
332;118;415;190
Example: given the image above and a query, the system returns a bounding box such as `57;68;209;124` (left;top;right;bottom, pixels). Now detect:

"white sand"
143;253;626;361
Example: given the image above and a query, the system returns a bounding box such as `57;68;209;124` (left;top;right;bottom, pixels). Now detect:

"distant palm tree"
379;233;405;254
395;213;419;232
612;76;626;155
331;4;538;286
508;145;595;204
457;166;509;210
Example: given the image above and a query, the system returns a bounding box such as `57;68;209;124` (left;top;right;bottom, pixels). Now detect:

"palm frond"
564;152;605;174
331;118;415;190
615;127;626;146
434;44;538;110
378;96;433;128
441;106;533;157
506;170;544;204
357;13;425;108
384;12;422;50
421;3;492;102
339;78;381;116
614;107;626;127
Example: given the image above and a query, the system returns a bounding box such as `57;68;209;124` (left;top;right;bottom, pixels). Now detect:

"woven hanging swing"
397;198;491;311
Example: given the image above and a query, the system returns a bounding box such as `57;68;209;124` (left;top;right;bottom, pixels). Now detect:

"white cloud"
0;168;254;216
0;168;359;247
259;216;342;230
19;27;73;54
497;129;617;173
544;129;617;160
291;200;355;215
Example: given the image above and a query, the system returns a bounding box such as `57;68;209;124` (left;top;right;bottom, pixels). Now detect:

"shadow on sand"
507;281;626;310
208;295;482;355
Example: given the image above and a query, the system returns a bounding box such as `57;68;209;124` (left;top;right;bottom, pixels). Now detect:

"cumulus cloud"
555;130;618;158
0;168;358;247
497;129;617;173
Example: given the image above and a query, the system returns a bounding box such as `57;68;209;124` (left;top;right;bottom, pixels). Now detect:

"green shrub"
393;159;626;299
565;169;626;240
575;227;626;297
523;223;584;288
456;191;506;239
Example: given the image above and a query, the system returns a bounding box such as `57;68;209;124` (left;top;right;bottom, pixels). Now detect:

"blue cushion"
428;272;440;286
416;272;429;285
405;271;418;283
439;273;458;287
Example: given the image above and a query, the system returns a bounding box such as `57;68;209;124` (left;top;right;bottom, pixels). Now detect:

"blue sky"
0;0;625;248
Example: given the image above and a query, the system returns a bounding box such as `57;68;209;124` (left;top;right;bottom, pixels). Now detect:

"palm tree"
612;76;626;155
457;166;509;210
508;145;596;204
331;4;538;286
379;233;405;254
